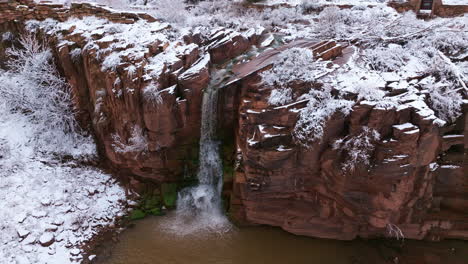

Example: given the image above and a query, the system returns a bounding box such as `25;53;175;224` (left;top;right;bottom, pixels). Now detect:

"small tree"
0;34;93;157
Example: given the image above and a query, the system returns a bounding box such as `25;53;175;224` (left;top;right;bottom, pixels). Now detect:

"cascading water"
166;48;267;235
170;69;231;234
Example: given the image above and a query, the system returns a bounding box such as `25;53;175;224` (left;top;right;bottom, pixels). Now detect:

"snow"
38;233;54;246
0;35;127;263
277;145;292;152
404;129;420;135
393;123;417;130
443;134;464;139
179;54;210;80
443;0;468;5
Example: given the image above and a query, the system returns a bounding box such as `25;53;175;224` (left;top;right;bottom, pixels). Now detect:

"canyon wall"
228;74;467;240
0;1;466;241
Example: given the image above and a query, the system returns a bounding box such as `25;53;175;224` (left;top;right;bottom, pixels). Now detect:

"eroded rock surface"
228;44;468;241
1;0;466;243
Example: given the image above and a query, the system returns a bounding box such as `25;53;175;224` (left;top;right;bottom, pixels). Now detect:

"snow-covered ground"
0;36;127;263
263;0;389;6
443;0;468;5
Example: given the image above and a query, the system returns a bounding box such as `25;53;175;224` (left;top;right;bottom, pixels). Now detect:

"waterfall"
172;69;230;234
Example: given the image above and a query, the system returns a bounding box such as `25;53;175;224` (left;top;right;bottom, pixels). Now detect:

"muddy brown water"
96;214;467;264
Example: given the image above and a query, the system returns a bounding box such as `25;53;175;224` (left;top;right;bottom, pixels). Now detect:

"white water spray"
170;69;231;234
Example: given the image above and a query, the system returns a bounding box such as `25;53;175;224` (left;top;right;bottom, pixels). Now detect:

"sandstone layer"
0;0;466;242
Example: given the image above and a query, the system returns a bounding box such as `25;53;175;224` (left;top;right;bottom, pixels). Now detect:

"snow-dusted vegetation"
294;86;354;146
262;47;317;88
333;127;381;172
0;35;126;263
112;125;148;155
0;0;467;261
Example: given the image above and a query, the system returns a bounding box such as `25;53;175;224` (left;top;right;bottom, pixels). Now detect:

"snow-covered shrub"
263;6;300;27
429;31;468;57
1;31;13;42
427;82;463;123
365;44;410;72
261;47;316;87
146;0;188;25
0;35;94;157
294;87;354;146
268;88;293;106
300;0;321;14
102;52;122;71
383;11;424;39
142;82;163;105
333;127;380;172
112;125;148;154
354;79;386;101
316;6;346;38
126;64;137;78
70;48;82;62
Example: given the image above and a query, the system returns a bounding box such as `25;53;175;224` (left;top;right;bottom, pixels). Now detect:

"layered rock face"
228;46;468;241
0;1;261;184
1;0;466;242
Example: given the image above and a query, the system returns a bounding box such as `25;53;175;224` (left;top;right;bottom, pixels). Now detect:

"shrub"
268;88;293;106
261;47;316;87
112;125;148;154
294;87;354;146
427;82;463;123
142;82;163;105
364;44;410;72
333;127;381;172
0;34;94;157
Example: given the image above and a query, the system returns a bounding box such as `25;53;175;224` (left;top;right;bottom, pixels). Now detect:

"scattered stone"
77;202;89;211
16;227;30;239
52;218;64;226
45;224;58;232
14;213;27;223
70;248;80;256
22;235;36;245
47;245;56;255
32;210;47;218
40;198;51;206
21;245;34;253
39;233;55;247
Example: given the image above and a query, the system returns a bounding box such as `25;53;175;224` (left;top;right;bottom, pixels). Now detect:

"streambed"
96;214;468;264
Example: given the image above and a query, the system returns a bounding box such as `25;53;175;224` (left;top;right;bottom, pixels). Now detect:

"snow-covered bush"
427;83;463;123
365;44;410;72
102;52;122;71
268;88;293;106
112;125;148;154
294;87;354;146
261;47;316;87
69;48;82;63
1;31;13;42
354;80;386;101
142;82;163;105
0;35;94;157
316;6;346;38
429;31;468;57
300;0;321;14
145;0;188;25
333;127;381;172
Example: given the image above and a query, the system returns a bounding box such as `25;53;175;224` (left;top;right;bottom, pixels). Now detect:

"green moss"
161;183;178;208
142;194;161;211
148;208;164;216
129;209;146;220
